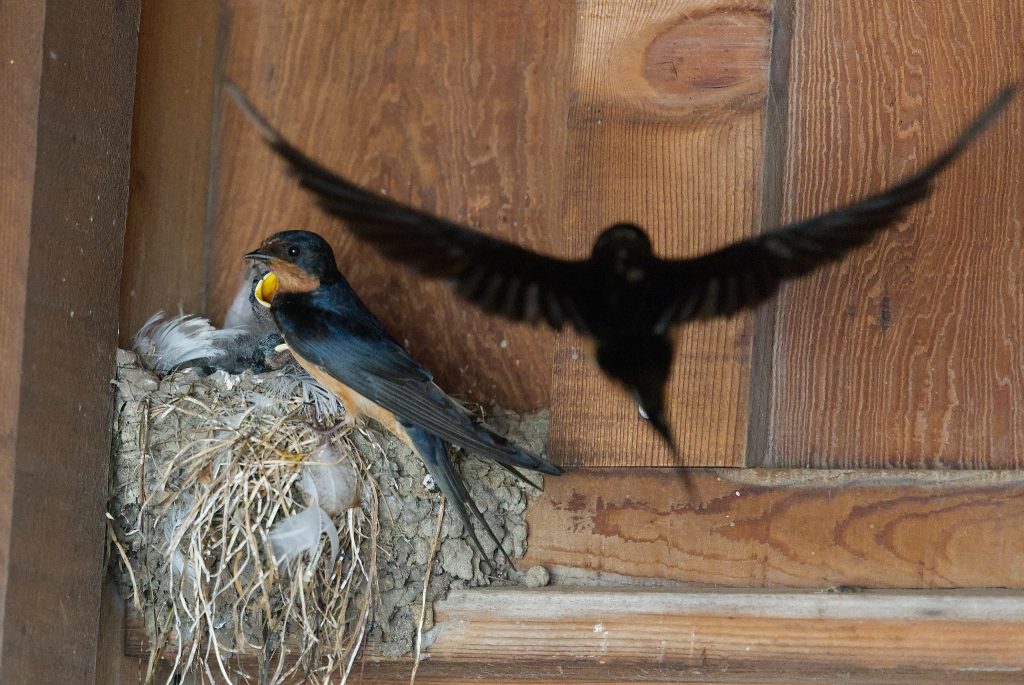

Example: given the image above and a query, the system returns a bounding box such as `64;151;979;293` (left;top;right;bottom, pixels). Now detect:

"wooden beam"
428;587;1024;679
0;0;45;653
522;469;1024;588
0;0;139;681
767;1;1024;468
124;586;1024;683
118;0;220;342
549;0;773;467
325;664;1021;685
96;583;168;684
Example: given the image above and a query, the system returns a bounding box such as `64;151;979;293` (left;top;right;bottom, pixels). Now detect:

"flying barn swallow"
228;84;1017;452
245;230;561;564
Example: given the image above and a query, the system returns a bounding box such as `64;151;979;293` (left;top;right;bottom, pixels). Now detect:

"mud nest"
108;349;549;684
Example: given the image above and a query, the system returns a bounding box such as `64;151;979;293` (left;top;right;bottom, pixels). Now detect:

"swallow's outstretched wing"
274;294;562;476
230;82;1015;338
650;85;1017;329
227;84;591;332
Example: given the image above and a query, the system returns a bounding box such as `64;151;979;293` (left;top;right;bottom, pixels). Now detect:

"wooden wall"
550;0;773;467
120;0;1024;471
209;1;573;410
767;1;1024;468
1;1;139;682
0;0;44;654
119;2;219;337
108;3;1024;680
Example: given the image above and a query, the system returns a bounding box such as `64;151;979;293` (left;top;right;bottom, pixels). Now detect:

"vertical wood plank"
211;0;575;410
95;583;154;685
0;0;45;654
0;0;140;681
767;1;1024;468
118;0;220;343
549;0;772;466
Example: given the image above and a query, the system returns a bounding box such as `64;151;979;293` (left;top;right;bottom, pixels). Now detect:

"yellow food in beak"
254;271;279;308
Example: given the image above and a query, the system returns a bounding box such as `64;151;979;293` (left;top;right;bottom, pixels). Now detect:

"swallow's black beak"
245;248;272;262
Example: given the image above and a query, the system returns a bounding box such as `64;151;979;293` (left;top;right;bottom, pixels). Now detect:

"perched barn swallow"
229;84;1016;451
245;230;561;564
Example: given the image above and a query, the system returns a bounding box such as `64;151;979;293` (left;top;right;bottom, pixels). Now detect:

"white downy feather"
320;509;340;572
301;445;360;515
162;497;199;589
169;549;198;590
133;312;244;376
269;506;340;571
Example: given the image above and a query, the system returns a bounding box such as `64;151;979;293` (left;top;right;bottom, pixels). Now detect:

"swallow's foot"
638;405;650;420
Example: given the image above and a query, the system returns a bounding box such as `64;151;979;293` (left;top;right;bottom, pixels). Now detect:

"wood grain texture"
124;588;1024;684
0;0;139;681
0;0;44;655
321;666;1023;685
429;587;1024;676
340;669;1024;685
766;1;1024;467
745;0;794;467
96;583;177;685
522;469;1024;588
549;0;772;467
118;0;220;344
210;0;574;410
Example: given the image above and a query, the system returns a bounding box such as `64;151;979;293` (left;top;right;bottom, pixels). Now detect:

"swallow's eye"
287;245;300;258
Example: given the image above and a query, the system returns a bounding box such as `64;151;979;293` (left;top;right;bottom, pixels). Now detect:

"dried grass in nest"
108;350;547;684
111;354;378;684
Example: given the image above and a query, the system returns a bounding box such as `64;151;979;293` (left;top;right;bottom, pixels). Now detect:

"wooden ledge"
523;469;1024;588
124;586;1024;682
425;587;1024;681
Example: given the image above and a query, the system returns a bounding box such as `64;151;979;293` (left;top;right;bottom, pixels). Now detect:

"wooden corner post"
0;0;140;682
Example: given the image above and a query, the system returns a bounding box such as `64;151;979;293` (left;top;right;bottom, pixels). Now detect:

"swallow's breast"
289;349;405;438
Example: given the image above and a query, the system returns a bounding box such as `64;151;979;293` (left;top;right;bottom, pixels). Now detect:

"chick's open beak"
254;271;279;308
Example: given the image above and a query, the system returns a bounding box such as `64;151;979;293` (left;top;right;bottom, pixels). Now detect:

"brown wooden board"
0;0;45;651
429;587;1024;676
96;583;176;685
0;0;140;682
320;666;1024;685
118;0;220;344
764;1;1024;468
548;0;773;467
125;588;1024;684
210;0;575;411
119;466;1024;679
522;469;1024;589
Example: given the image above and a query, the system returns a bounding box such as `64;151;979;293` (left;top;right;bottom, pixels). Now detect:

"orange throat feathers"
254;261;320;305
